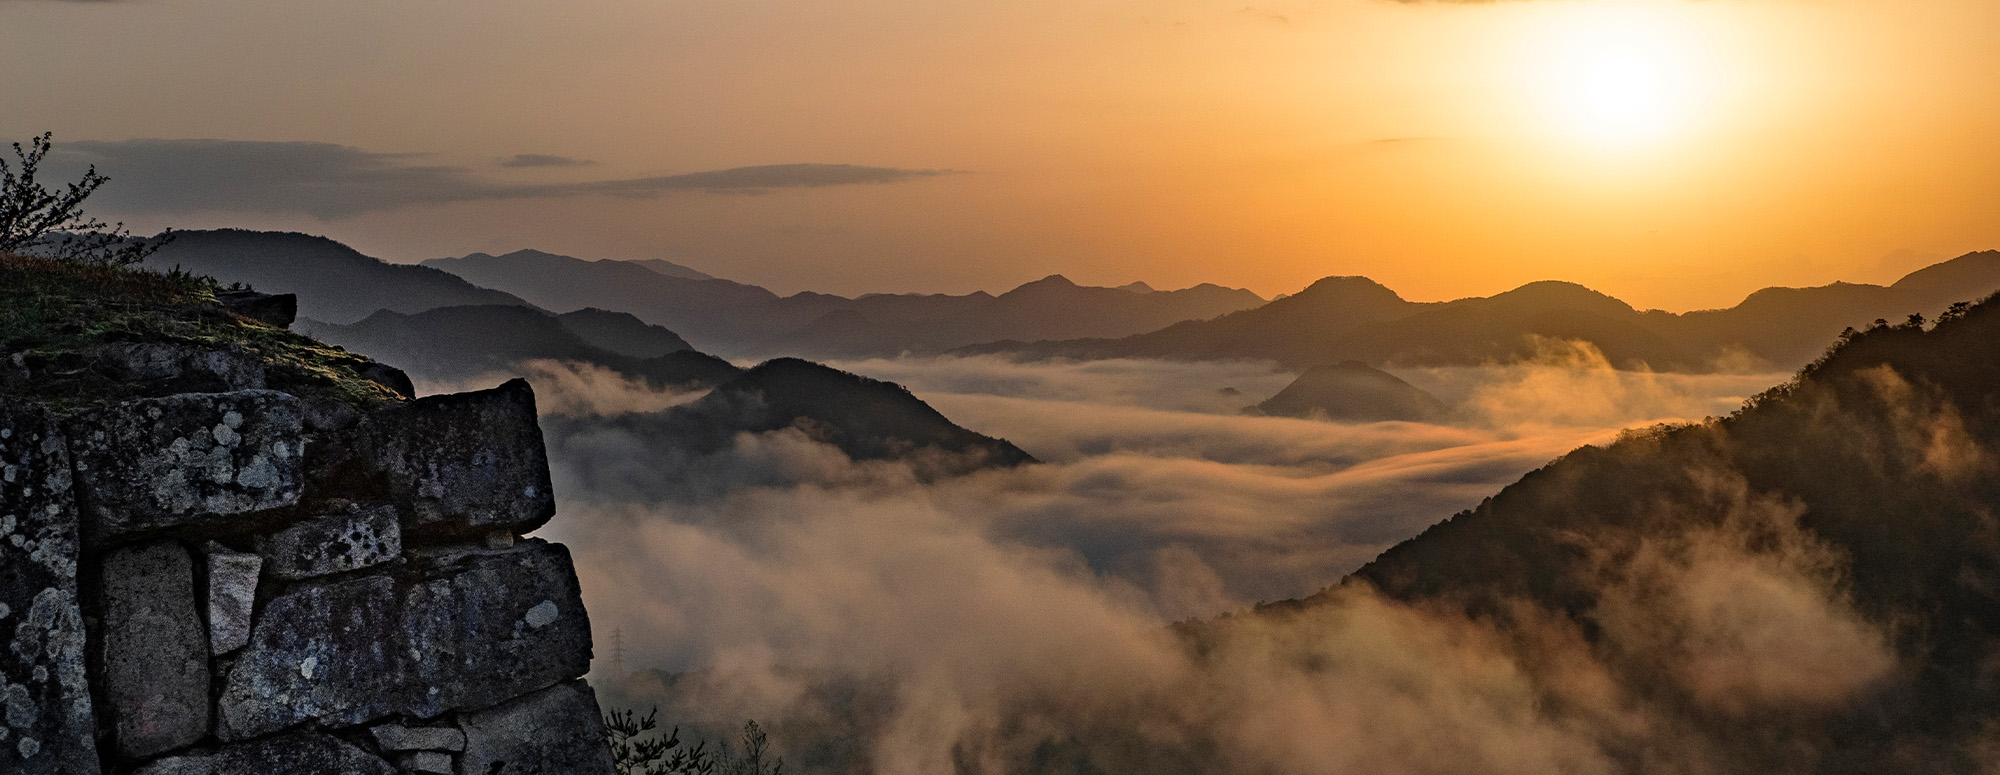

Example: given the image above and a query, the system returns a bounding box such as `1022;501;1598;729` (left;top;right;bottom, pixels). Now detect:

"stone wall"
1;354;615;774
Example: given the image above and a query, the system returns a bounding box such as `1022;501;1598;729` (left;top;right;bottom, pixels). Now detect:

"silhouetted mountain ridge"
143;230;534;323
298;305;741;389
421;249;1265;357
553;307;693;359
967;252;2000;373
145;230;2000;378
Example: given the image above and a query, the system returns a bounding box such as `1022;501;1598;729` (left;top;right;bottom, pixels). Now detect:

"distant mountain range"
296;305;741;390
420;249;1266;357
142;230;534;323
963;251;2000;373
625;256;716;281
145;230;2000;377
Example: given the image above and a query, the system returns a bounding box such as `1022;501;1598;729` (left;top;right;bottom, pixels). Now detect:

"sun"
1564;49;1680;145
1521;4;1715;151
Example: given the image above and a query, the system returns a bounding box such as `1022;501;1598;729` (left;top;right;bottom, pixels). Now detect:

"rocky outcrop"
0;362;611;773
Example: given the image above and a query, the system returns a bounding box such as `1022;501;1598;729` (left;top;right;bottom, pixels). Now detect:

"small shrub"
605;708;716;775
0;132;169;266
605;711;786;775
719;720;784;775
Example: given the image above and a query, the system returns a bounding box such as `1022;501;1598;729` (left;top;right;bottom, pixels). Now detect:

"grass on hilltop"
0;252;404;414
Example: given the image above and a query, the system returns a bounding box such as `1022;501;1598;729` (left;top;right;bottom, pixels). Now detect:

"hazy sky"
4;0;1997;309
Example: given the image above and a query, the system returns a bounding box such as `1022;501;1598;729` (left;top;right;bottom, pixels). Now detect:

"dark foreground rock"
66;390;306;539
215;289;299;329
98;541;211;758
215;573;400;740
202;544;262;655
254;501;401;580
131;731;396;775
369;722;466;752
83;343;268;395
0;399;98;775
217;540;591;739
371;378;556;540
401;540;593;717
458;679;618;775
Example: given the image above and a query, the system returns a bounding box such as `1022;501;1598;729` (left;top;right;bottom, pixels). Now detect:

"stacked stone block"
0;372;614;775
0;399;98;775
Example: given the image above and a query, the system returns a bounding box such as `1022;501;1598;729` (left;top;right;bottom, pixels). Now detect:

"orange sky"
3;0;1997;310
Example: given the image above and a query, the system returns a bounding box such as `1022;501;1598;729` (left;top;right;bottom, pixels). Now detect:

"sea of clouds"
437;349;1842;773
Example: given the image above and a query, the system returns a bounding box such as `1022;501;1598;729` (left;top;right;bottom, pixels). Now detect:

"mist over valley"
150;228;2000;773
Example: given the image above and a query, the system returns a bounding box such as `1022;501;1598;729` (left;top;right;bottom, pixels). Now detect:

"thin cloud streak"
499;153;597;168
48;138;956;218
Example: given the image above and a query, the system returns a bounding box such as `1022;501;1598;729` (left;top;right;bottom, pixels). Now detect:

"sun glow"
1520;4;1719;151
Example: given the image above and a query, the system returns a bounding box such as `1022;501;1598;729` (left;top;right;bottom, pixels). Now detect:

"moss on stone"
0;253;404;414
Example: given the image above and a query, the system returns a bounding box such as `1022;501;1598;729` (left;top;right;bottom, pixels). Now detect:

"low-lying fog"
430;348;1787;773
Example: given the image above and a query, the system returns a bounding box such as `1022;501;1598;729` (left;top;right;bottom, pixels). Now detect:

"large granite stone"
100;540;211;758
203;544;262;655
0;399;99;775
371;379;554;540
83;342;267;396
400;750;456;774
216;290;298;329
2;351;28;388
402;540;593;718
132;731;397;775
357;362;415;400
217;540;591;739
255;501;401;580
457;679;615;775
67;390;305;539
293;406;384;520
215;574;404;741
370;722;466;752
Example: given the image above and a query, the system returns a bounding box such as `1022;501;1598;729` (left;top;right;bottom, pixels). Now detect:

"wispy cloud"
1380;0;1715;3
499;153;596;168
1237;7;1294;26
46;138;956;219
